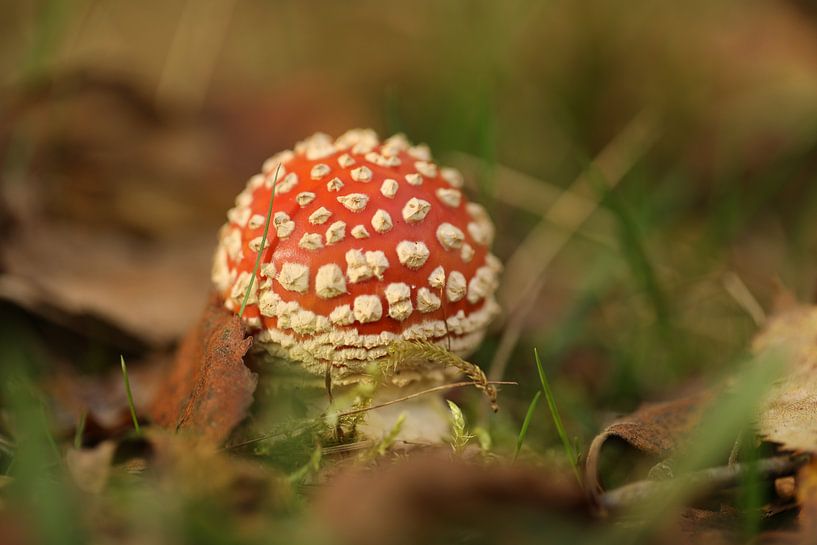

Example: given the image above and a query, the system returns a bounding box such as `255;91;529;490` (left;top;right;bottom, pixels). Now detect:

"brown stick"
600;454;809;513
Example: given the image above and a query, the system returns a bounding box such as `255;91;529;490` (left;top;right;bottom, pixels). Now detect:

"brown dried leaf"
315;449;590;545
150;294;256;444
754;304;817;453
585;390;714;496
0;72;374;351
0;224;214;347
0;73;234;348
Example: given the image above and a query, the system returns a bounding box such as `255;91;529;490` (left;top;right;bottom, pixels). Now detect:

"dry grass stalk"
385;340;499;411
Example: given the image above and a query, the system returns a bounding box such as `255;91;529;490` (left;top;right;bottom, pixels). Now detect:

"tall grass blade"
534;348;580;483
239;164;281;317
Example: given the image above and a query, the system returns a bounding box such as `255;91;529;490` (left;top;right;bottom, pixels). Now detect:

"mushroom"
212;129;502;442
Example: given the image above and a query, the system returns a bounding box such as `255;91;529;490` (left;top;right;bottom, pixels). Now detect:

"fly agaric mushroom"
212;129;501;439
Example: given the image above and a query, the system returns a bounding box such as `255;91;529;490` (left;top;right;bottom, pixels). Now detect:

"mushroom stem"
336;379;515;445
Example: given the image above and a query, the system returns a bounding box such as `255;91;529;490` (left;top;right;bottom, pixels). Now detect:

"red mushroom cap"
212;129;501;380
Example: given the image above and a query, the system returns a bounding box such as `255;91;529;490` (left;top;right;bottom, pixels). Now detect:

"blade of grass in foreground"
239;164;281;317
513;390;541;462
1;316;85;545
535;348;580;483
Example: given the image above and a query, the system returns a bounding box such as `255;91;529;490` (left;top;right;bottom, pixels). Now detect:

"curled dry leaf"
585;391;714;497
150;294;256;444
754;304;817;453
585;299;817;498
315;449;590;545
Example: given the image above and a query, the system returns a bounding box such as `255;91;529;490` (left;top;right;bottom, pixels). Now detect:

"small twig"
322;440;374;456
600;454;808;513
335;381;517;419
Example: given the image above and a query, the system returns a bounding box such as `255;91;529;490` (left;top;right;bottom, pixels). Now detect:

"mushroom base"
250;350;464;445
344;382;453;445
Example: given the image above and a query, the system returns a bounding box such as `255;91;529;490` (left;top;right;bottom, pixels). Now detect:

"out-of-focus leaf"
315;450;590;545
0;73;234;348
0;225;214;348
754;304;817;453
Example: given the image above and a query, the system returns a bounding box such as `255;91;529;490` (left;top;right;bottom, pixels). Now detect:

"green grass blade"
534;348;580;483
513;390;541;462
738;430;762;540
239;164;281;318
120;355;141;435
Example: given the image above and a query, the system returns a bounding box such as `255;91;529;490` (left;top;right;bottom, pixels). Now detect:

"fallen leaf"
315;449;590;545
150;294;256;444
585;301;817;497
754;304;817;453
0;224;214;347
585;390;714;496
0;72;234;348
